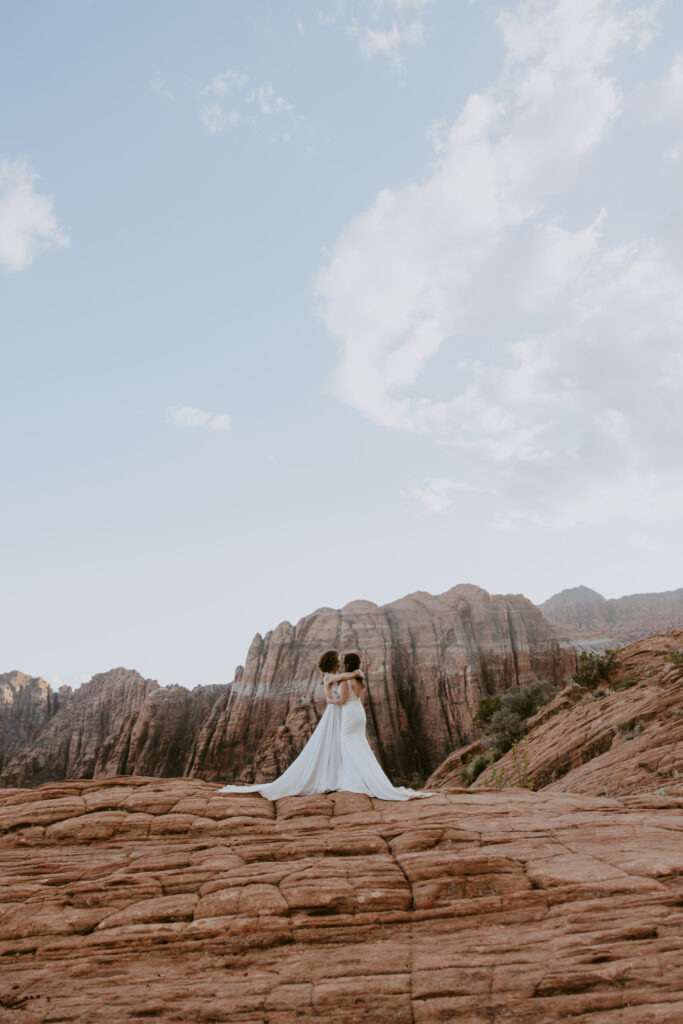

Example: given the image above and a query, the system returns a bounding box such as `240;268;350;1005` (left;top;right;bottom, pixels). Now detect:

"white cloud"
247;84;294;116
200;103;240;133
649;50;683;119
322;0;433;71
210;70;249;97
645;50;683;159
209;413;232;431
316;0;681;529
149;72;172;99
0;159;69;272
199;70;303;141
168;406;231;431
408;477;488;514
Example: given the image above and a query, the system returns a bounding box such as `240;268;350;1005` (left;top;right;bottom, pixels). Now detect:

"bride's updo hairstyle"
318;649;340;673
343;652;361;673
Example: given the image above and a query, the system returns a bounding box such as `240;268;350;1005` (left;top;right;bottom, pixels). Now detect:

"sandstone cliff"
0;668;225;788
187;584;576;786
538;584;683;645
428;630;683;798
0;671;63;757
0;777;681;1022
0;585;576;789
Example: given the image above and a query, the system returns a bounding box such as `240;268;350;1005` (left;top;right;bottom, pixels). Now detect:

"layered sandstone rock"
0;667;234;789
429;630;683;798
0;671;69;782
0;777;681;1022
0;669;211;787
196;585;576;787
538;585;683;646
1;586;576;789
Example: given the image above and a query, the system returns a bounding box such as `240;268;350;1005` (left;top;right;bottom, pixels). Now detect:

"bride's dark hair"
318;649;340;673
343;652;361;672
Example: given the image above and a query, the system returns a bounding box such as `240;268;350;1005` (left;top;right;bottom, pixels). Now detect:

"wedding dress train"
219;679;427;802
219;690;342;800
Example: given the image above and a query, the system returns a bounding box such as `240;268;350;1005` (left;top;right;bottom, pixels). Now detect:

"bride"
219;649;428;801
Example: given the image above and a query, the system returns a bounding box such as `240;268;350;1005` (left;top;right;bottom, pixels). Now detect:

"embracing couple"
220;648;429;802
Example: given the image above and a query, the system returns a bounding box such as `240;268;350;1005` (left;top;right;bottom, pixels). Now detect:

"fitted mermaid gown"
336;686;425;801
219;678;427;802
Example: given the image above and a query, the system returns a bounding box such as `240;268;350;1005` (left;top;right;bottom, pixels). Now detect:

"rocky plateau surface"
538;586;683;646
1;585;576;789
429;631;683;799
0;777;682;1023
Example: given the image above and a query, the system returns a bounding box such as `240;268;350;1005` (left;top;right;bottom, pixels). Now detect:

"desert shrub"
487;707;526;754
572;649;618;690
619;673;638;689
501;680;556;719
666;648;683;668
510;740;534;790
483;740;534;790
475;680;558;759
465;680;559;786
462;753;489;782
476;694;502;725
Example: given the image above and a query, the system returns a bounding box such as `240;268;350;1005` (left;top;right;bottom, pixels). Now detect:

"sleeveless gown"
219;678;427;802
336;685;425;800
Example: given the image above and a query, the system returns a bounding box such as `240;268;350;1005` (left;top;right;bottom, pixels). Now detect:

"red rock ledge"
1;778;682;1023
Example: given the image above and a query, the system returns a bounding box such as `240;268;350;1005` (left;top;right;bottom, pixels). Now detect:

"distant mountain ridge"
538;585;683;645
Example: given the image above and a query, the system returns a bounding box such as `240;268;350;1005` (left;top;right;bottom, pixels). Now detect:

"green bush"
483;739;534;791
572;649;618;689
466;680;559;786
667;648;683;668
469;753;488;781
484;680;557;753
487;707;526;754
501;680;556;719
473;680;559;762
619;673;638;689
476;694;502;725
460;753;488;785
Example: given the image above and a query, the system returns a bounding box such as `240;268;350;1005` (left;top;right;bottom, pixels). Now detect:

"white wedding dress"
219;678;427;802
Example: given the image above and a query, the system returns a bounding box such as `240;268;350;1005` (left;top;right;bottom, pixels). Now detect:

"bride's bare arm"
324;670;361;684
329;678;349;706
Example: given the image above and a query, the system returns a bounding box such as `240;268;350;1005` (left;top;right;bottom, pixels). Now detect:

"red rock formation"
429;630;683;798
198;585;576;787
0;671;69;781
538;584;683;645
0;668;158;787
0;777;681;1022
0;586;577;789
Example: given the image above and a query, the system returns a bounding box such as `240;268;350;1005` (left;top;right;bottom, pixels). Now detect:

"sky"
2;0;683;689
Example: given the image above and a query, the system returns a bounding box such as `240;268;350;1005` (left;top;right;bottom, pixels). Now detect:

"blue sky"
3;0;683;688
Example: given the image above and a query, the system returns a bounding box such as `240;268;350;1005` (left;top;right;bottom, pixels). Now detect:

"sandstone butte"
428;630;683;800
0;778;682;1023
0;585;577;790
